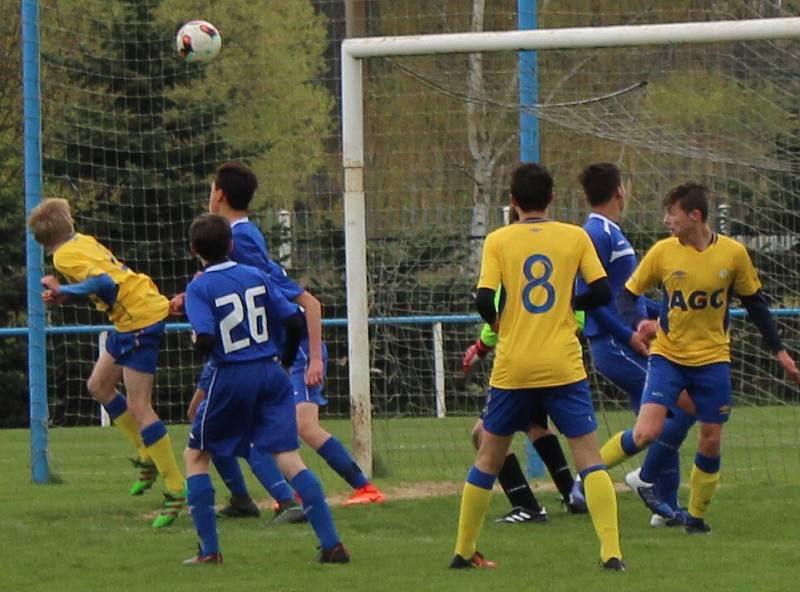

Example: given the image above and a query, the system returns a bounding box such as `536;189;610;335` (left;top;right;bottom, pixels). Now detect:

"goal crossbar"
339;17;800;474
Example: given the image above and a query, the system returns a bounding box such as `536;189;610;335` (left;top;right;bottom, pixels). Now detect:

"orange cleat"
342;483;386;506
449;551;496;569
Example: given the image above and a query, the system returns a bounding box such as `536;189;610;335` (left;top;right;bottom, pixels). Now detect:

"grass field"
1;408;799;591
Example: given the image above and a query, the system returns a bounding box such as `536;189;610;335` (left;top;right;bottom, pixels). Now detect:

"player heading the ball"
28;197;186;528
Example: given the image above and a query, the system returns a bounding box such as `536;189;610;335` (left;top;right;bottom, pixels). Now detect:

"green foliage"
156;0;333;211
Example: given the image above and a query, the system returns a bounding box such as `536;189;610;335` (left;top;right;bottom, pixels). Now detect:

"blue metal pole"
22;0;49;484
518;0;545;477
518;0;540;163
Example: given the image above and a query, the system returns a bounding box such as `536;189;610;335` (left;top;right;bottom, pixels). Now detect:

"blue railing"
1;308;799;338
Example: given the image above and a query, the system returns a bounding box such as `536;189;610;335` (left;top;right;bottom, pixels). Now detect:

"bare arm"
294;290;324;386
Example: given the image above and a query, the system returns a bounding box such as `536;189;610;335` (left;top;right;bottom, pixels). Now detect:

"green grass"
1;408;799;591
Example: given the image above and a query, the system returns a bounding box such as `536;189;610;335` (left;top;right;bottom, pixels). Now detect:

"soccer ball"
176;20;222;63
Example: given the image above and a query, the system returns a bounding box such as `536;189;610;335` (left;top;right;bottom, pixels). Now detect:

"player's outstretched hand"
462;339;493;375
41;275;67;305
776;350;800;385
629;331;650;357
305;358;324;387
169;293;186;316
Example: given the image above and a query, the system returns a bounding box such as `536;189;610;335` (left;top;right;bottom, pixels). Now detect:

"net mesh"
31;0;800;484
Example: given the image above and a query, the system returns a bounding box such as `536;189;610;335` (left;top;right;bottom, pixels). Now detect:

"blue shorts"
105;320;165;374
188;358;299;457
290;342;328;406
483;380;597;438
642;355;731;424
589;334;648;414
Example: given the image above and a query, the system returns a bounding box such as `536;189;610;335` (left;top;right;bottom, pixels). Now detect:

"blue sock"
187;474;219;555
212;455;249;496
290;469;340;551
247;447;294;503
620;429;640;456
317;436;369;489
103;392;127;420
641;409;695;508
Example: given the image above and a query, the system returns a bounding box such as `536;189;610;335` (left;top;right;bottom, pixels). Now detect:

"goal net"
30;0;800;489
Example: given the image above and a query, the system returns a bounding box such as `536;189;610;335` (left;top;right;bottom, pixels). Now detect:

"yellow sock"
688;464;719;519
144;431;184;494
600;431;631;469
113;410;148;458
584;469;621;562
454;482;493;559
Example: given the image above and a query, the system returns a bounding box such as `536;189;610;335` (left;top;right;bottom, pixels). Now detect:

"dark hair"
578;163;621;206
215;162;258;211
663;182;709;221
190;213;232;262
510;163;553;211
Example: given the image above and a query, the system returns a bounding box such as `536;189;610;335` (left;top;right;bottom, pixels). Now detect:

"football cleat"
270;501;307;525
317;542;351;564
685;515;712;535
217;494;260;518
601;557;626;571
449;551;497;569
153;485;187;528
495;506;548;524
129;457;157;496
566;478;588;514
183;545;223;566
342;483;386;506
625;468;675;519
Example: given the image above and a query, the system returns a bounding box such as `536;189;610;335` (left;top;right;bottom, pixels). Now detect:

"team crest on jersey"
719;269;729;278
670;270;687;280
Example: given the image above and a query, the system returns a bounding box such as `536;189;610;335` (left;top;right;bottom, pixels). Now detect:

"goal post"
340;17;800;475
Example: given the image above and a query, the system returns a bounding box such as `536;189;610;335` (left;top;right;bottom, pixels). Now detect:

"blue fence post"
518;0;545;479
22;0;49;484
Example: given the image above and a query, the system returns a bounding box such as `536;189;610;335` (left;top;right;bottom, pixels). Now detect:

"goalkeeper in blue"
28;198;186;528
173;163;383;523
605;182;800;534
574;163;697;526
182;213;349;565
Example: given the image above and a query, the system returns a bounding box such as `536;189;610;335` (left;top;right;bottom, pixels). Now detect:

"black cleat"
318;542;351;563
495;506;548;524
685;516;712;534
270;500;307;525
449;551;496;569
601;557;626;571
217;494;260;518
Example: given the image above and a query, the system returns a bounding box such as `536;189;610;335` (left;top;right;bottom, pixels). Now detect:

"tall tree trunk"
467;0;494;272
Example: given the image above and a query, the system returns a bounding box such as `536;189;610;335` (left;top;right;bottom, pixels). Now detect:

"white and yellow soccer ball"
176;20;222;63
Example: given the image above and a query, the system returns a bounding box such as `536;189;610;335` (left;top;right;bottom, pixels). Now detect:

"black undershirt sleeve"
739;290;783;353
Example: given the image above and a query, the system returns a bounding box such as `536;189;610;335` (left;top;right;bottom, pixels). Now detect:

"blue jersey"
185;261;299;365
230;217;305;302
577;213;646;342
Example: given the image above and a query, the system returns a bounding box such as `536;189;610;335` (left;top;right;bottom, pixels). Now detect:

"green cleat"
129;458;158;496
153;485;187;529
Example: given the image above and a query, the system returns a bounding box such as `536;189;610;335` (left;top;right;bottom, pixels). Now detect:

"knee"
698;431;722;457
86;374;112;401
632;424;659;449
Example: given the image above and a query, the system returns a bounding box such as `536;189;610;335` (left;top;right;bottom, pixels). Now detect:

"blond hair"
28;198;75;250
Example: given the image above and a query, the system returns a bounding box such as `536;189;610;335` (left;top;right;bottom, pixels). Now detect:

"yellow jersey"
53;233;169;332
625;234;761;366
478;220;606;388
